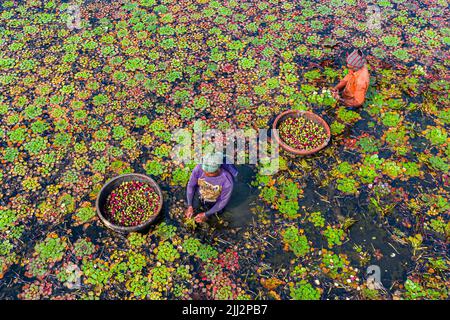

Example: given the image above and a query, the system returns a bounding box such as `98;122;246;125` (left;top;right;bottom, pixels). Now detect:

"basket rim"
272;110;331;155
95;173;163;233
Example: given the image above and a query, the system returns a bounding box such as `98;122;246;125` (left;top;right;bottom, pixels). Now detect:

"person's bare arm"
333;72;351;92
333;79;347;91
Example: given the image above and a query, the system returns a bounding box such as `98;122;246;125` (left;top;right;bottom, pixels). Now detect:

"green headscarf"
202;152;223;173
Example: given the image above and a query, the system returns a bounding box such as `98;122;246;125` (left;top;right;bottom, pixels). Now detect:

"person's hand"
331;89;340;99
195;212;207;223
185;206;194;218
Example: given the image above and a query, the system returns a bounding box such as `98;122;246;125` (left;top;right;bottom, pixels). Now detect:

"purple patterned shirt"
186;165;234;217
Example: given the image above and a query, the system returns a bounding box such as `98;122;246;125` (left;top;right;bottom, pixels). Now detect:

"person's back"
342;65;370;107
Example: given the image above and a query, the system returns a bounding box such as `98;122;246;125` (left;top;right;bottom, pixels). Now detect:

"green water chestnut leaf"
330;121;345;135
290;280;321;300
424;126;448;145
278;199;300;219
336;178;358;194
357;136;380;153
323;226;345;248
307;211;325;228
74;206;96;224
154;222;177;240
282;226;310;257
428;156;449;173
381;112;401;127
337;107;361;123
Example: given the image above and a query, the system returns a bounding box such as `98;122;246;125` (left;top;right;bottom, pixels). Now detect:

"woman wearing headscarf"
185;152;236;223
331;49;370;107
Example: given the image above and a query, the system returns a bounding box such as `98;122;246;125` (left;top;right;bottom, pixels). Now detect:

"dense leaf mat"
0;0;449;300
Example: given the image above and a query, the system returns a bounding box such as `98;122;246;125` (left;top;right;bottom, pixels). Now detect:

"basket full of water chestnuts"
96;173;163;233
272;110;331;156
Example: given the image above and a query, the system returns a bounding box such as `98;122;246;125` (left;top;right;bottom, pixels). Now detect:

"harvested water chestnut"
278;117;328;150
105;181;160;227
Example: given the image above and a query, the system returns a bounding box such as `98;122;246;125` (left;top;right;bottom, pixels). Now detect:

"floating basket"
272;110;331;156
96;173;163;233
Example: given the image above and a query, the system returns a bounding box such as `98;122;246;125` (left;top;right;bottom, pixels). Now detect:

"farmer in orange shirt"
331;49;370;107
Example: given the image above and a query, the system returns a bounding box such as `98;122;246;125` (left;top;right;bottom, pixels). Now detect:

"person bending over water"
331;49;370;107
185;152;237;223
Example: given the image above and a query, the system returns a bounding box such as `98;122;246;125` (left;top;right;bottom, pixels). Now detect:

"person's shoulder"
221;170;234;186
343;72;352;80
357;67;370;83
361;66;370;76
192;164;202;174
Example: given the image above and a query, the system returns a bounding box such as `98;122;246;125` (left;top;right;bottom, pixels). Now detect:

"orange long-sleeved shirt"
342;66;370;107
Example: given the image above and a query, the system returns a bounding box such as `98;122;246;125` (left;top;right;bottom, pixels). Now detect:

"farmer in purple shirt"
185;152;236;223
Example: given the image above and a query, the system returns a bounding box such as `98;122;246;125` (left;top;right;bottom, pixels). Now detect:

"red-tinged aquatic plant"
0;0;449;301
217;249;239;272
18;280;53;300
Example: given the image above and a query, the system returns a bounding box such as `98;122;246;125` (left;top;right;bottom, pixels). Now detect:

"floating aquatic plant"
289;280;321;300
0;0;449;301
282;226;310;257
